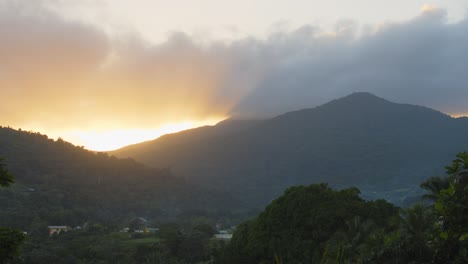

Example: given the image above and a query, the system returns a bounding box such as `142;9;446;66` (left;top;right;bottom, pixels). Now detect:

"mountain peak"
272;92;392;121
312;92;392;114
271;92;452;127
314;92;399;112
337;92;388;103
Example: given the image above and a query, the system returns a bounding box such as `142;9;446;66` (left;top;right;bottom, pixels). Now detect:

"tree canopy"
0;158;14;187
219;153;468;264
432;152;468;263
0;158;25;264
218;184;400;263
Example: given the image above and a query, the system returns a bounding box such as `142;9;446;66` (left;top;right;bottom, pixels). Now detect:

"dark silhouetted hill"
0;127;243;230
113;93;468;207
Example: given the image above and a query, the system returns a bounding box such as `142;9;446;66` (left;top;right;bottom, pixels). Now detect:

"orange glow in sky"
450;113;468;118
42;118;226;151
2;1;468;151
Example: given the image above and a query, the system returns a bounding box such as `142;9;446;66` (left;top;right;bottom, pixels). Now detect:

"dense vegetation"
15;219;219;264
217;184;400;263
1;96;467;263
2;151;467;263
0;126;246;230
114;93;468;207
1;159;25;264
0;126;251;263
217;153;468;264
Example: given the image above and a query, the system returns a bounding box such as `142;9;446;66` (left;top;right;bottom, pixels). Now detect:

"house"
214;230;233;240
145;227;159;234
48;226;71;236
215;234;232;240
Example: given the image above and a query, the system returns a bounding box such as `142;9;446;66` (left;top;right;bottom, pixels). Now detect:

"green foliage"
155;221;217;263
0;160;26;264
20;229;153;264
0;126;246;230
2;123;468;263
420;176;450;202
218;183;401;264
0;158;14;187
12;219;219;264
128;218;145;232
432;152;468;263
0;228;26;264
0;126;253;263
364;204;435;263
400;204;434;250
218;150;468;264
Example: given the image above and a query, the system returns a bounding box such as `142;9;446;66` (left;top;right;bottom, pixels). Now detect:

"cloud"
230;6;468;117
1;0;468;137
0;0;109;128
420;4;440;14
0;0;231;131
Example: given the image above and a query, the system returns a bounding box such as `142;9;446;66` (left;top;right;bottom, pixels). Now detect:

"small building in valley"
48;226;71;236
214;230;233;240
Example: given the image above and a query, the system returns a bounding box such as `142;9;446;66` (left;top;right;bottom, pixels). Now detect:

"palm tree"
432;152;468;263
420;176;449;202
445;152;468;186
400;204;433;244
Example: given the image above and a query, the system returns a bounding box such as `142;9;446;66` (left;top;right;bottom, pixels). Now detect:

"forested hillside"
0;127;243;231
114;93;468;206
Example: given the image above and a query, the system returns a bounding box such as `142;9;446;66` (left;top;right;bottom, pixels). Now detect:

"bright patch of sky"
52;0;468;43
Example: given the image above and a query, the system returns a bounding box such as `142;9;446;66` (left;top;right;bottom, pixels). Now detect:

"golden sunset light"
2;0;467;152
3;1;468;262
450;113;468;118
30;118;226;151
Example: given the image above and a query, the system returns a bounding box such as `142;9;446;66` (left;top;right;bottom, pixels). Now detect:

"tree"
0;158;14;187
399;204;434;262
218;184;400;264
158;223;182;256
420;176;450;202
433;152;468;263
128;217;146;232
0;158;26;263
0;228;26;263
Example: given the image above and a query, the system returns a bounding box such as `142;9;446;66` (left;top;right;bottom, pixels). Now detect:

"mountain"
116;119;263;161
0;127;243;230
113;93;468;206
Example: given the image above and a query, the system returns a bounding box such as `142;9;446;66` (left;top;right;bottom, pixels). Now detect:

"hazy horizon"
4;92;466;152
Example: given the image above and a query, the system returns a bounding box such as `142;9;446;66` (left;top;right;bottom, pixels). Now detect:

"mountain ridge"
113;93;468;207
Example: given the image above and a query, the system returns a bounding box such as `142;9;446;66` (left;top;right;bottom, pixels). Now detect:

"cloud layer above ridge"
1;0;468;135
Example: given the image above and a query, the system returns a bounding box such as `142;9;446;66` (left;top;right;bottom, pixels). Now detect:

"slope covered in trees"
114;93;468;207
0;127;243;231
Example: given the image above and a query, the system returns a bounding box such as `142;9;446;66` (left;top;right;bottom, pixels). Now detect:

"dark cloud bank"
1;0;467;131
229;7;468;117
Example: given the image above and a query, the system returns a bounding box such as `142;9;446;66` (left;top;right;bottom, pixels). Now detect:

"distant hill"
113;93;468;206
0;127;242;230
116;119;263;161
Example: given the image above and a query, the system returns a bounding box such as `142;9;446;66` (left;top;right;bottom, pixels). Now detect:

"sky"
1;0;468;150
